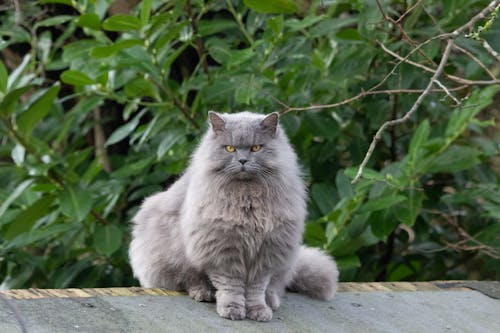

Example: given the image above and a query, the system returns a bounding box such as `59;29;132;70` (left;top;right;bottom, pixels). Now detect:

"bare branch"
447;0;500;38
434;79;460;105
482;39;500;62
279;86;468;115
351;39;455;184
453;44;498;80
379;42;500;86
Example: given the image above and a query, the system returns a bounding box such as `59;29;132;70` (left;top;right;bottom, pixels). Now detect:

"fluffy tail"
287;246;339;301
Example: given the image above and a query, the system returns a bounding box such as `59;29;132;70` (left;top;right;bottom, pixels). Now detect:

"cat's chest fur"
201;180;275;232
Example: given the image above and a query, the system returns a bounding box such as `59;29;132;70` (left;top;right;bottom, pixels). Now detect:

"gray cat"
129;111;338;321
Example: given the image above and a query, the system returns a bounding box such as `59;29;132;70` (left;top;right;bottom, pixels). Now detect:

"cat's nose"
239;159;248;165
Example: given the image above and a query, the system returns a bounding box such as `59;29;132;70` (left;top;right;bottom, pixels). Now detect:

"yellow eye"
225;145;236;153
251;145;261;152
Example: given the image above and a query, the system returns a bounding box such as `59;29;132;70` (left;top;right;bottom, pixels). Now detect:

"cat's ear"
208;111;225;134
260;112;279;137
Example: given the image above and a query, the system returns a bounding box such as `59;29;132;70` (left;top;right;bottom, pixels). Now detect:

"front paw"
247;304;273;322
265;289;281;311
217;302;246;320
188;285;215;302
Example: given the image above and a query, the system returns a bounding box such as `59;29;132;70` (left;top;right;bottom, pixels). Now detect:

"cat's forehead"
219;112;267;145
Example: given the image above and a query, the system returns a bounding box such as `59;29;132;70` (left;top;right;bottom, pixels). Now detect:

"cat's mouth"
234;166;254;179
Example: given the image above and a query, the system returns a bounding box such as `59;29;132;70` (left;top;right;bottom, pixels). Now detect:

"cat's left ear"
208;111;225;135
260;112;279;137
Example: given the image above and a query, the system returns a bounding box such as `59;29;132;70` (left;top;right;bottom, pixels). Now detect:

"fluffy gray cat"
129;111;338;321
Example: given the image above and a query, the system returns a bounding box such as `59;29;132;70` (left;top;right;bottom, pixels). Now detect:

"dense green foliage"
0;0;499;289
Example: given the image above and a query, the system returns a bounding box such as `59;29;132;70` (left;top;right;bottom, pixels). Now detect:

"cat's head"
202;111;289;180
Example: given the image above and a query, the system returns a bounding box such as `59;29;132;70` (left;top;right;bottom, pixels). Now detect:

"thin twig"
379;42;500;85
434;79;460;105
376;0;437;67
351;39;455;184
396;0;425;23
447;0;500;38
280;86;468;114
482;39;500;62
185;0;210;78
225;0;254;45
453;44;498;79
422;5;498;79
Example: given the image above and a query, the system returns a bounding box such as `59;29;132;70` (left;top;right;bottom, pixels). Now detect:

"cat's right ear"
208;111;225;135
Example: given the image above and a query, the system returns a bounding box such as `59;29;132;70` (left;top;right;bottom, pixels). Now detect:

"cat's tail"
287;246;339;301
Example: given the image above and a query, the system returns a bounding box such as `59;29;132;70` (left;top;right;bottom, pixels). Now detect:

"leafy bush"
0;0;499;288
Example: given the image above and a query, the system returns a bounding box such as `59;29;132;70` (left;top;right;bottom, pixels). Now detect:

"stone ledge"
0;281;481;299
1;281;499;333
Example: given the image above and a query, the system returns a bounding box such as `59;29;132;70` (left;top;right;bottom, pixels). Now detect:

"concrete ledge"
1;281;499;333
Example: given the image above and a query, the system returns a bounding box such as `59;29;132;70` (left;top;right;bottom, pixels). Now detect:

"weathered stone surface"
1;282;499;333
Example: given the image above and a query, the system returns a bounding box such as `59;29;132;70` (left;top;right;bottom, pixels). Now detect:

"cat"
129;111;338;322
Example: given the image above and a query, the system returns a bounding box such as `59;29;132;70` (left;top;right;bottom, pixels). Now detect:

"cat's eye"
251;145;262;152
225;145;236;153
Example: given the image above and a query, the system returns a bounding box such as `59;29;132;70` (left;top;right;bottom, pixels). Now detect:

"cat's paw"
188;285;215;302
246;304;273;322
217;302;246;320
265;289;281;311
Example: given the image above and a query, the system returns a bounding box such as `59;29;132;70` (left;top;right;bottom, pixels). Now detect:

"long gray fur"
129;111;338;321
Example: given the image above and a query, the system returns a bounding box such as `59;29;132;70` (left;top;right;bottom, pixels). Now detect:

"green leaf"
35;15;74;28
0;85;33;116
427;145;482;173
335;255;361;270
0;59;7;94
267;15;284;35
7;54;30;90
5;196;54;240
124;77;159;99
227;48;254;68
370;207;398;239
360;194;407;213
60;70;96;86
445;86;499;139
63;40;104;62
17;84;60;136
311;183;339;216
303;221;327;247
106;110;146;146
0;179;34;219
93;224;123;256
408;119;430;164
112;158;152;178
58;185;93;222
244;0;299;14
207;41;232;65
234;75;258;104
102;15;142;31
198;19;238;36
76;14;101;30
140;0;154;26
336;28;364;41
336;170;353;199
344;167;385;182
5;223;75;250
157;130;184;160
474;223;500;248
395;190;424;226
40;0;74;6
90;39;143;58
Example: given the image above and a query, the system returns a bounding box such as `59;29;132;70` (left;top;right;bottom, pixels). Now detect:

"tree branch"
351;39;455;184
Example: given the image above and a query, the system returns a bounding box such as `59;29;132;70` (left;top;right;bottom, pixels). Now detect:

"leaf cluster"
0;0;499;287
